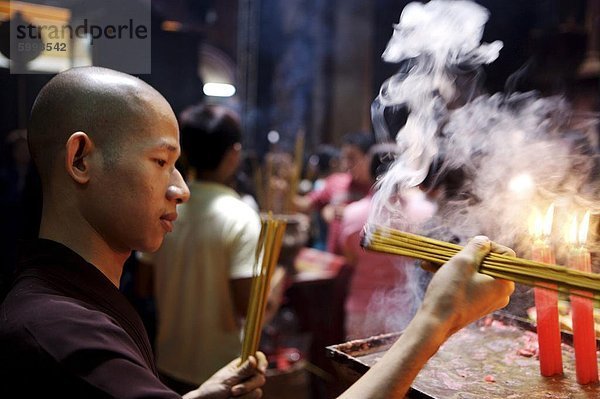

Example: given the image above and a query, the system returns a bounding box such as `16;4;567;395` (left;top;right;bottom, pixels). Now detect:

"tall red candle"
567;212;598;385
531;205;563;377
532;244;563;376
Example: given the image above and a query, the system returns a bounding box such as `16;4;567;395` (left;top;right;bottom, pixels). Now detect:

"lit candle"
530;204;563;376
567;211;598;385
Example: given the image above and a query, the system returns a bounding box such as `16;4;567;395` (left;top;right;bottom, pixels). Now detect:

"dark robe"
0;239;181;398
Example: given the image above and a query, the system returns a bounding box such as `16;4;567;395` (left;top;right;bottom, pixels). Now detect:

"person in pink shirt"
295;132;375;253
339;144;437;339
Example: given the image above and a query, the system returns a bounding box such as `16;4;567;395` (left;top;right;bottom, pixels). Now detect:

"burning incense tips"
361;224;600;301
240;214;287;363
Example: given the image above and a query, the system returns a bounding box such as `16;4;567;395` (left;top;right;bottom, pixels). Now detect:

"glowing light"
267;130;280;144
161;20;182;32
528;207;543;238
508;173;535;196
543;204;554;237
203;83;236;97
568;215;578;245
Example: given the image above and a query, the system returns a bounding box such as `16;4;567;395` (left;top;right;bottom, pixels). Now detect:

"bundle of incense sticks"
361;225;600;300
240;215;287;363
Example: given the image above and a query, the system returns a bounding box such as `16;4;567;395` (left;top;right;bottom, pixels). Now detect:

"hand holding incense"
361;225;600;300
339;236;515;399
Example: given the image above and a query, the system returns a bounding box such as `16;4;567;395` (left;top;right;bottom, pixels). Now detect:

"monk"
0;66;266;398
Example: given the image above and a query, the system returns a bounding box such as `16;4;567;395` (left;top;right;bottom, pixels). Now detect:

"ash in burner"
329;315;599;398
368;0;600;324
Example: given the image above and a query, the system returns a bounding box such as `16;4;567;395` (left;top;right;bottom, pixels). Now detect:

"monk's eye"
155;159;167;167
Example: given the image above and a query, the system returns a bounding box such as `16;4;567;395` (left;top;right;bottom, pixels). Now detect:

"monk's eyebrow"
155;142;178;152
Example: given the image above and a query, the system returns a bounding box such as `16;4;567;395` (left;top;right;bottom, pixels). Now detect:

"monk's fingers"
443;236;491;274
420;260;439;273
472;273;515;309
234;388;263;399
231;356;258;382
482;240;516;303
490;241;516;257
231;373;266;397
254;352;268;374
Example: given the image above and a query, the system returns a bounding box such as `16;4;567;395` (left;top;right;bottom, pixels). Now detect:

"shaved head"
23;66;189;279
29;66;173;183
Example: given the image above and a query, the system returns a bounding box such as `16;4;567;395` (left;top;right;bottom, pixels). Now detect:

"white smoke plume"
369;0;599;252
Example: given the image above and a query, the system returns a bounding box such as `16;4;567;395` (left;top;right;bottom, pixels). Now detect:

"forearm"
339;237;515;399
182;388;201;399
338;312;450;399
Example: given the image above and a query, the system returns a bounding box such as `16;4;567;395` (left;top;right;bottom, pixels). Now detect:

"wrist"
181;388;202;399
341;307;452;399
407;308;453;349
417;292;462;340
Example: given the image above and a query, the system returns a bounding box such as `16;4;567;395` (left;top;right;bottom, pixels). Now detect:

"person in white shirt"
139;104;284;393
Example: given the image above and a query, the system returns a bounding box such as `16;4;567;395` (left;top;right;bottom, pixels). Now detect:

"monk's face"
84;95;190;254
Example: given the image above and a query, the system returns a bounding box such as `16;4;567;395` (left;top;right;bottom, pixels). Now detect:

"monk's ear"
65;132;94;184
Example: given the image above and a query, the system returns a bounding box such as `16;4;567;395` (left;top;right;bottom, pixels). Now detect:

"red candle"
567;212;598;385
530;205;563;377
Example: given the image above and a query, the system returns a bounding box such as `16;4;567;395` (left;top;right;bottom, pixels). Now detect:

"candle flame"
543;204;554;237
567;211;591;246
568;214;578;245
579;211;590;245
528;208;543;238
529;204;554;239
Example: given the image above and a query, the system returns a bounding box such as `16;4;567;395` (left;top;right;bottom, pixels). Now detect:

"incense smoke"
370;0;599;250
362;0;600;325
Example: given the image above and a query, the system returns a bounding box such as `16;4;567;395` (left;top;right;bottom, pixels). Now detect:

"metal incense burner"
327;313;600;398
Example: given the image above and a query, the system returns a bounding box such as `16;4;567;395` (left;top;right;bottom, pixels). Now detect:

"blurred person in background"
303;144;341;192
339;144;437;339
300;144;341;250
139;104;285;394
234;152;261;212
294;132;375;254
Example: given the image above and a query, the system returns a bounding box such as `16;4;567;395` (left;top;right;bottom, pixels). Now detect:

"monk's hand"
184;352;267;399
419;236;515;338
